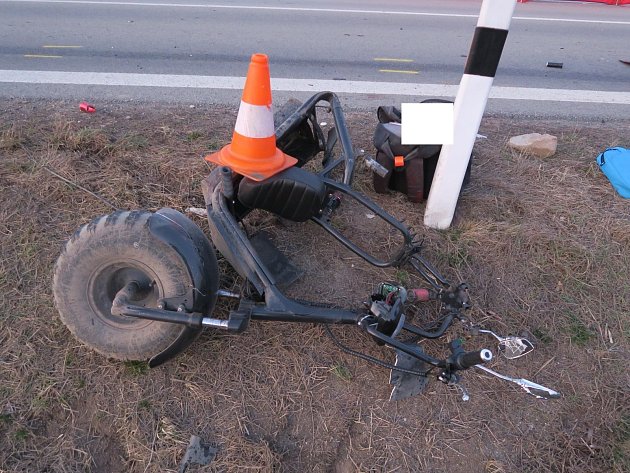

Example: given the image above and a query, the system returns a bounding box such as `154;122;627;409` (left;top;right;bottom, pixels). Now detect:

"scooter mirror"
475;365;561;400
521;383;561;400
498;337;534;360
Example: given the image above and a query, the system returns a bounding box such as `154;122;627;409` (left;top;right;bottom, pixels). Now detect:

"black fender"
146;208;219;367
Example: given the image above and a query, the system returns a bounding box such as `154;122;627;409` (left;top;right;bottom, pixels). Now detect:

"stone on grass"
508;133;558;158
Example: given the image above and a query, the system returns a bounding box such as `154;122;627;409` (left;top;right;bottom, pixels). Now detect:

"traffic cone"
205;53;297;181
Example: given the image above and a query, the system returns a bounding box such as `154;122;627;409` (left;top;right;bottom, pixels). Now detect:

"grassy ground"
0;98;628;473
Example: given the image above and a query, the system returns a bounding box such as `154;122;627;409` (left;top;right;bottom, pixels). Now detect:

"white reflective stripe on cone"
424;74;493;230
234;101;275;138
478;0;517;30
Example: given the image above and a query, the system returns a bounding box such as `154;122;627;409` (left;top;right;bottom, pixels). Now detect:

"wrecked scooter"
53;58;559;402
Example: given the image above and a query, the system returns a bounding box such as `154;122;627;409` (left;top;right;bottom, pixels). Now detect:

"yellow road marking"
379;69;419;74
42;45;82;49
24;54;63;58
374;58;413;63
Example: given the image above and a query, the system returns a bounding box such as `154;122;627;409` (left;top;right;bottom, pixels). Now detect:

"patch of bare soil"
1;98;628;473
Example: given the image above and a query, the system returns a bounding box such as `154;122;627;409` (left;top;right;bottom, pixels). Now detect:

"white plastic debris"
186;207;207;217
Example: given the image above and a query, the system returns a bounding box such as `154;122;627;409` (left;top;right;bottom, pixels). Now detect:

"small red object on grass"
79;102;96;113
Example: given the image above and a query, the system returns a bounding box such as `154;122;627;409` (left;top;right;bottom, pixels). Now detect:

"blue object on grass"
596;147;630;199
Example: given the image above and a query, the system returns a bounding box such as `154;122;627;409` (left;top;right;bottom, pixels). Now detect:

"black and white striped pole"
423;0;517;229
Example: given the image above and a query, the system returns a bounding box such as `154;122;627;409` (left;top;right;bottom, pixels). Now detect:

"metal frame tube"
274;91;357;185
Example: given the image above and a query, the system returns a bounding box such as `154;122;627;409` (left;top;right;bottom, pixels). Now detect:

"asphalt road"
1;0;630;119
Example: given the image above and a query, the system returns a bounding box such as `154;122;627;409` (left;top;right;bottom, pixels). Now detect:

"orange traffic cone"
205;53;297;181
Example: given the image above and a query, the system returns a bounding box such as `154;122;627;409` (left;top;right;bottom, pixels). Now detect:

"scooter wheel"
53;210;205;361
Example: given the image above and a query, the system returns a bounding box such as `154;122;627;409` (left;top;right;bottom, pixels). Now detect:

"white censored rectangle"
401;102;454;145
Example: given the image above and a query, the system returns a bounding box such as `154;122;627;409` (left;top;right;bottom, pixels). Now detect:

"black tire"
274;98;302;128
275;98;322;166
53;210;198;361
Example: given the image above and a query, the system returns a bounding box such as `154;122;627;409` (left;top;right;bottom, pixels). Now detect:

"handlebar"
452;348;493;370
446;338;493;371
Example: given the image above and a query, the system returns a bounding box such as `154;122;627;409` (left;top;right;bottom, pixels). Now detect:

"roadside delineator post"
423;0;517;229
205;53;297;181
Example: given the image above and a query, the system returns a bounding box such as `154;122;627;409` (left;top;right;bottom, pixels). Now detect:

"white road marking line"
1;70;629;105
3;0;630;26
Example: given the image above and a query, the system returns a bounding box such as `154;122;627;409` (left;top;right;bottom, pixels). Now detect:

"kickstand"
389;343;429;401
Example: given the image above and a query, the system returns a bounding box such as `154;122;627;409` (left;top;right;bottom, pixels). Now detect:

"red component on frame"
79;102;96;113
410;288;431;302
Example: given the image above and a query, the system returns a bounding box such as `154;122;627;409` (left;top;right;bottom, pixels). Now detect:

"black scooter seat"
237;166;326;222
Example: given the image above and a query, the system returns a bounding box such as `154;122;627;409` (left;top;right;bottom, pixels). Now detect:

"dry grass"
0;98;629;472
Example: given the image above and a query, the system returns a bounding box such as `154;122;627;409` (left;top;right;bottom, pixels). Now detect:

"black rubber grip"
454;349;491;370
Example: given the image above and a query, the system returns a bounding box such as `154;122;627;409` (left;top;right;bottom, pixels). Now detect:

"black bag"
372;100;471;203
